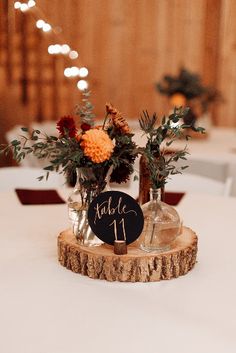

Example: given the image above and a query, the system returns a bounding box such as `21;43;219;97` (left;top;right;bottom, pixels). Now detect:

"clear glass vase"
67;167;109;246
139;188;181;252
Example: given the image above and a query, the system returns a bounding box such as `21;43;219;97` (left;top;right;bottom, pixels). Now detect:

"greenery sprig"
139;107;205;189
75;89;95;126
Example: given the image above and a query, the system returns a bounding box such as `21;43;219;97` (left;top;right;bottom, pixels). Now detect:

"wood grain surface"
1;0;236;142
58;226;198;282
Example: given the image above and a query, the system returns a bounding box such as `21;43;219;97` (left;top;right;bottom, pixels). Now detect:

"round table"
0;189;236;353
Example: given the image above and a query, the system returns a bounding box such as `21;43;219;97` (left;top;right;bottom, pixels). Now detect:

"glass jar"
67;167;109;246
139;188;181;252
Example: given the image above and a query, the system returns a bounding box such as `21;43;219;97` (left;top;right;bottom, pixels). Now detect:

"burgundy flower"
80;123;91;131
57;116;77;138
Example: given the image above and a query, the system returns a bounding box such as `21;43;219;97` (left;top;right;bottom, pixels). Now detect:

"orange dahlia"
80;129;114;163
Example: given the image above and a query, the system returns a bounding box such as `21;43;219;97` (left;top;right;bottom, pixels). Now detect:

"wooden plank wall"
1;0;236;127
216;0;236;126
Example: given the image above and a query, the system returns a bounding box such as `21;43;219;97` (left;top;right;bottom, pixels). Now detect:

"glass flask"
139;188;181;252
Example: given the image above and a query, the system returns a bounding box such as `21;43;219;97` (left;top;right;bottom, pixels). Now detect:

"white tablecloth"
1;190;236;353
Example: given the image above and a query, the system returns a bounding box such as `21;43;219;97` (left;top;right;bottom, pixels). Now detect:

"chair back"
0;167;65;191
165;173;233;197
178;158;228;182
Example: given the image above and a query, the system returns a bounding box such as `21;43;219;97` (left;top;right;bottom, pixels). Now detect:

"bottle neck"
150;188;162;202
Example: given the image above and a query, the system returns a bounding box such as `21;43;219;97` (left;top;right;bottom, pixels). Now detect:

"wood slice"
58;226;198;282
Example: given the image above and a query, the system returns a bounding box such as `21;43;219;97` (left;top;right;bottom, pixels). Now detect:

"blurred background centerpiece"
156;67;222;134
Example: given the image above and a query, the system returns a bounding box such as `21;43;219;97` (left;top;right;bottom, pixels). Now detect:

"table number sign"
88;191;144;252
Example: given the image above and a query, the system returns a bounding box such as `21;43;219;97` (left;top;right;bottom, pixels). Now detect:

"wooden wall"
1;0;236;129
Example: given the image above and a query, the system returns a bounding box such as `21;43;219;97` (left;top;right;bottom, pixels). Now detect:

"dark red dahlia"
57;116;77;138
80;123;91;131
110;163;132;184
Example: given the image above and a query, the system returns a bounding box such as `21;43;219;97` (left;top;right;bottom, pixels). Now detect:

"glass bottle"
139;188;181;252
67;167;108;246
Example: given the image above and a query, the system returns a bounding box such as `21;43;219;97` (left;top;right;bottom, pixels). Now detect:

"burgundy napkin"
15;189;65;205
164;192;185;206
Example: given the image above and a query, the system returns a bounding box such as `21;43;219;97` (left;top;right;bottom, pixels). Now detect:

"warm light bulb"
79;67;89;78
42;23;52;32
36;19;45;28
48;45;55;54
71;67;80;76
61;44;70;54
20;3;29;11
64;68;72;77
28;0;36;7
53;44;61;54
77;80;88;90
69;50;79;59
14;2;21;9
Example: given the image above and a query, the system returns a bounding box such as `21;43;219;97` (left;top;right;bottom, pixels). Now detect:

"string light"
36;19;44;28
61;44;70;54
14;1;36;10
36;20;51;32
14;1;89;89
53;44;61;54
69;50;79;59
79;67;89;78
63;66;89;78
71;67;80;76
42;23;52;32
77;80;88;91
20;3;29;12
48;44;60;54
48;45;55;54
64;67;80;77
48;44;72;55
64;68;72;78
28;0;36;7
36;21;51;32
14;2;21;9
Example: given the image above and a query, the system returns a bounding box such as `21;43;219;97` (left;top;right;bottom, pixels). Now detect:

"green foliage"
139;107;205;189
75;90;95;126
1;129;86;178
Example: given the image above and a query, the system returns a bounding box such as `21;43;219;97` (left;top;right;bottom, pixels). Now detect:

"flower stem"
102;112;109;130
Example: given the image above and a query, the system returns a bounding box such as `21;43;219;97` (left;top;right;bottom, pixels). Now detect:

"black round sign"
88;191;144;245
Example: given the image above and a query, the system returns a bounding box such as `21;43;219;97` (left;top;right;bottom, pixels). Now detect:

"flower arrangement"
157;67;220;109
0;96;205;248
139;107;205;190
0;91;137;189
0;89;205;194
156;67;221;127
